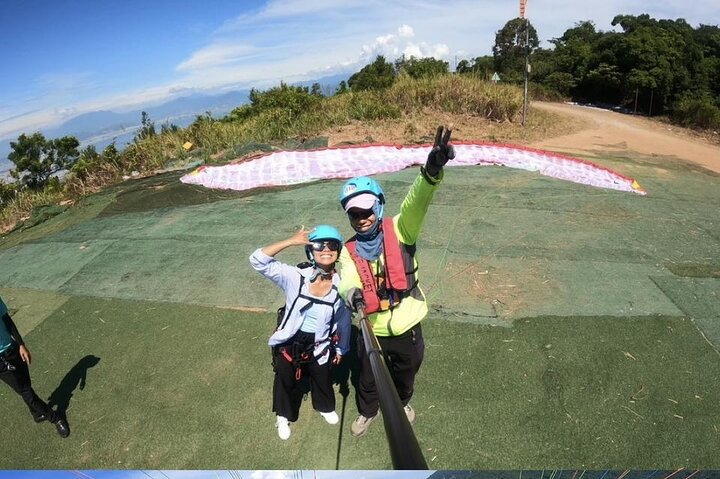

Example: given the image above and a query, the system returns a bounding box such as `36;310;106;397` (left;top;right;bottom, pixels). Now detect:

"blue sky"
0;471;434;479
1;0;718;140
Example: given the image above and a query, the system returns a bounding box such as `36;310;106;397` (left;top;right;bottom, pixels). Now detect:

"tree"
135;111;156;142
456;56;494;79
549;21;600;83
493;18;539;82
8;132;80;188
160;122;180;134
310;82;323;96
611;14;692;114
335;80;349;95
543;72;576;95
394;55;449;79
222;82;320;123
348;55;396;91
456;59;470;73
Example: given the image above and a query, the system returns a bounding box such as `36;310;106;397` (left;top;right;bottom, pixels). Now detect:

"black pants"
272;331;335;422
357;322;425;418
0;344;58;423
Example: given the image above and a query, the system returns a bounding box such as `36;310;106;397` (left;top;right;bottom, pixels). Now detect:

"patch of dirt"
322;103;720;175
530;102;720;174
322;108;584;148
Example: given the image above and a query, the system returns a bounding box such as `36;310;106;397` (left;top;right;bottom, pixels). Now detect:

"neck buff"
354;200;384;260
309;266;334;282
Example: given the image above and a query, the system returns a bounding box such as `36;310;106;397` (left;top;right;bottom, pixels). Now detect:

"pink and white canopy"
180;142;646;195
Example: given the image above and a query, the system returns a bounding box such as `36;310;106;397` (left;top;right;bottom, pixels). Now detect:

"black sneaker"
33;414;48;423
54;417;70;438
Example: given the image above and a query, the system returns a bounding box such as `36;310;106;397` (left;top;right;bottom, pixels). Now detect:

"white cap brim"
344;193;377;212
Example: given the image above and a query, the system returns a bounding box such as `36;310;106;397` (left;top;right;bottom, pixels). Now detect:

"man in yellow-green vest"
338;125;454;437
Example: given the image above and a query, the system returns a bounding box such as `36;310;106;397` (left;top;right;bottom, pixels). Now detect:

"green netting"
281;136;329;150
1;146;720;468
0;158;718;330
650;276;720;346
20;204;68;229
421;255;683;322
0;287;71;335
211;141;275;164
97;171;251;217
665;262;720;278
0;240;113;290
209;137;329;164
0;190;117;250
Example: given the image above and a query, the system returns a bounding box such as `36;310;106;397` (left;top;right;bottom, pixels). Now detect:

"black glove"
346;288;365;313
424;125;455;177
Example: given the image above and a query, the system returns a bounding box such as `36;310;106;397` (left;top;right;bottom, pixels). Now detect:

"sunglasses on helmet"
347;208;374;220
310;240;341;252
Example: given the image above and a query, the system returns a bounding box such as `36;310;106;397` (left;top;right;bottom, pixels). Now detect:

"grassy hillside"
1;75;576;234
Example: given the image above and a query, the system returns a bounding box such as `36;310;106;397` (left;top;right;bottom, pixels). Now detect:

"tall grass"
0;187;65;232
385;74;524;121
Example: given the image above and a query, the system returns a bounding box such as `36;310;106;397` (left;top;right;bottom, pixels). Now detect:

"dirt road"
531;101;720;174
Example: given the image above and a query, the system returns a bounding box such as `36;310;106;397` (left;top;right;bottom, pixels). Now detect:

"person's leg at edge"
0;349;58;423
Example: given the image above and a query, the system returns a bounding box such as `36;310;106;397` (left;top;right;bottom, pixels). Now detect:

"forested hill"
462;13;720;128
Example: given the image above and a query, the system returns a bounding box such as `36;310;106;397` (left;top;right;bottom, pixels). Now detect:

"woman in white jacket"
249;225;351;440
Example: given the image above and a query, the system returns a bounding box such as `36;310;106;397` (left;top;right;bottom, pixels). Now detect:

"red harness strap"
346;218;408;314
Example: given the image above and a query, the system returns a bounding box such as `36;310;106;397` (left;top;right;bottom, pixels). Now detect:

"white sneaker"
320;410;339;425
404;404;416;425
276;415;291;440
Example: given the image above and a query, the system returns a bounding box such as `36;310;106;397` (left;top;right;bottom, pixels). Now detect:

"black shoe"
54;417;70;438
34;414;48;423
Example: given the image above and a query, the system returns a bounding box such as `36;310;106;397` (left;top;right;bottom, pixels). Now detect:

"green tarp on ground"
0;149;718;468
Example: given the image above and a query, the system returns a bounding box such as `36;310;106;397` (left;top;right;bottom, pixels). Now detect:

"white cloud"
356;24;450;65
398;24;414;37
177;43;257;71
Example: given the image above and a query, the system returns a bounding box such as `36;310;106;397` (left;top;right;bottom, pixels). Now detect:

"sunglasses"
347;208;374;220
310;240;341;252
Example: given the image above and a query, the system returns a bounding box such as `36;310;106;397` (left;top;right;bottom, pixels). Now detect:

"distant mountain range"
0;90;248;174
0;72;348;175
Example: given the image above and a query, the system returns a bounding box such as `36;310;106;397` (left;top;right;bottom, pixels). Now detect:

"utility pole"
521;0;529;126
634;88;639;115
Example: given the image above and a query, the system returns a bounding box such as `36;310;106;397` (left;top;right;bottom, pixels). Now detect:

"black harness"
273;266;341;380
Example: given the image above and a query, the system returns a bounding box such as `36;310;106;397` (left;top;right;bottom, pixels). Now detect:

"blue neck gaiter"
354;201;384;261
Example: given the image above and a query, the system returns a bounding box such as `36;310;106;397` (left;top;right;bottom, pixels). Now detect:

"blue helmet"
305;224;343;261
339;176;385;206
339;176;385;220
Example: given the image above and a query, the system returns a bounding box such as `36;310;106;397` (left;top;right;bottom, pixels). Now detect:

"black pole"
357;307;428;470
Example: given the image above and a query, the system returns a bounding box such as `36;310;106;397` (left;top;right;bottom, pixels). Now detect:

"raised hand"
288;226;313;246
425;125;455;177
